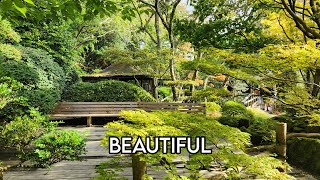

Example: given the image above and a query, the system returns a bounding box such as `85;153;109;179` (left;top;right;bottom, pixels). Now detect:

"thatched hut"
81;63;157;98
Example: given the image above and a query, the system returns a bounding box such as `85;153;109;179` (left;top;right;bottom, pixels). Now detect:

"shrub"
287;137;320;176
19;89;61;113
0;60;39;86
188;88;232;102
158;86;172;99
219;101;254;127
0;47;66;114
20;47;66;91
0;109;56;154
63;80;156;102
0;15;21;43
29;130;86;167
206;102;221;112
0;77;23;109
219;102;276;145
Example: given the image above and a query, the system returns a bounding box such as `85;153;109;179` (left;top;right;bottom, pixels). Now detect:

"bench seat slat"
50;102;206;120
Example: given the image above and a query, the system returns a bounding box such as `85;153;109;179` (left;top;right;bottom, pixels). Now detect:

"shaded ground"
2;126;318;180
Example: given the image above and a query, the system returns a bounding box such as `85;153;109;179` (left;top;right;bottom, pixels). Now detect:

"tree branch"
280;0;320;39
277;17;295;43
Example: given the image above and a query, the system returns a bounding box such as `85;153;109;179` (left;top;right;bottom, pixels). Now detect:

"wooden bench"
51;102;206;126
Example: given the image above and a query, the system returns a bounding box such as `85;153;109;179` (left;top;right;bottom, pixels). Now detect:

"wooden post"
276;122;287;159
87;116;92;127
132;154;146;180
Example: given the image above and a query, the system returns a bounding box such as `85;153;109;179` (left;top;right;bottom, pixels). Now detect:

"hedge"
287;137;320;176
63;80;156;102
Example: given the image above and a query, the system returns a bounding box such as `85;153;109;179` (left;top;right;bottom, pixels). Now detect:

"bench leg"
87;116;92;127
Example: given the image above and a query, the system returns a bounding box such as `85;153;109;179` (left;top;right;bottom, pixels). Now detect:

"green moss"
287;137;320;176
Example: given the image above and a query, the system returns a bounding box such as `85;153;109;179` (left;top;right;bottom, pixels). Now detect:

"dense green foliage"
0;47;65;114
101;110;290;179
63;80;155;102
188;88;232;103
287;137;320;176
29;130;86;168
219;101;276;145
0;109;55;151
219;101;254;127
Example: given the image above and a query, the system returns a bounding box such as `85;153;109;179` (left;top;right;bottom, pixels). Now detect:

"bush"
63;80;155;102
219;101;276;145
0;15;21;43
188;88;232;102
0;109;56;153
0;47;66;114
19;89;61;113
287;137;320;176
206;102;221;112
219;101;254;127
20;47;66;91
29;130;86;167
158;86;172;99
0;60;39;86
0;47;66;91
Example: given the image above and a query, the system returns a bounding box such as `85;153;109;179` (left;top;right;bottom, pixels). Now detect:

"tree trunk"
190;51;201;95
152;78;158;100
153;12;161;101
190;70;198;95
311;68;320;98
155;12;161;50
132;155;146;180
305;69;311;91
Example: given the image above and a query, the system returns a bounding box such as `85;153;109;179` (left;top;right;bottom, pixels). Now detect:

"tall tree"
140;0;182;101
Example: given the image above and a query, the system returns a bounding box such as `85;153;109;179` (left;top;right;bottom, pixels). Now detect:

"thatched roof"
82;63;150;78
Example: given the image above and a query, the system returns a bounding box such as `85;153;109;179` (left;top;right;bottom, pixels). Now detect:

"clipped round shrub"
0;47;66;114
0;61;39;86
219;101;254;127
29;130;86;167
19;89;61;113
20;47;66;91
63;80;155;102
206;102;221;112
188;88;232;103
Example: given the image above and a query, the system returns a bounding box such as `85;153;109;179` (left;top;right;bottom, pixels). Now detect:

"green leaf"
24;0;35;6
13;3;27;17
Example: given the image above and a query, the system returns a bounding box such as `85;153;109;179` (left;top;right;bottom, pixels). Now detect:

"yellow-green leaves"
23;0;34;6
0;43;21;61
13;3;27;17
0;16;21;43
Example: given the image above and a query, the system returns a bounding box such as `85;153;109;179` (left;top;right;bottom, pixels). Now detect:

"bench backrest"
51;102;206;117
